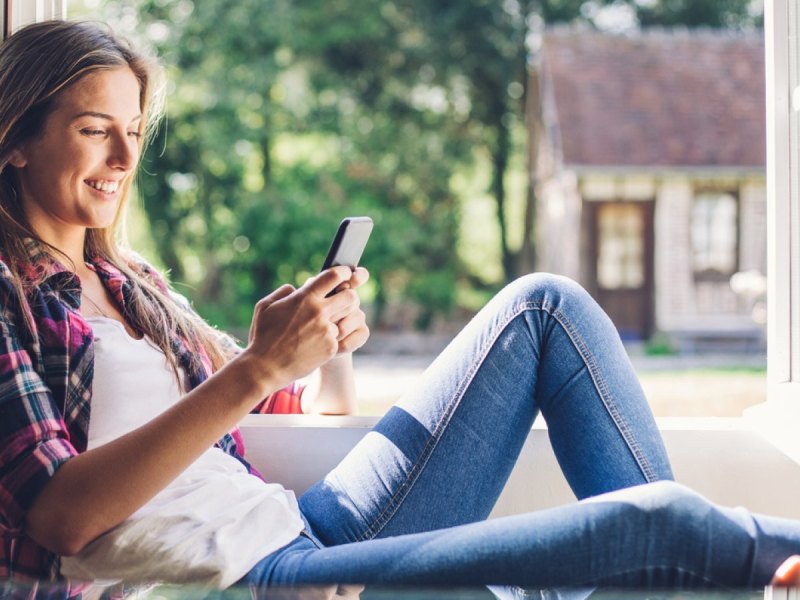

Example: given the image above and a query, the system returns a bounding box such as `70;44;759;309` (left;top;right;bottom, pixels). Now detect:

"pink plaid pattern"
0;240;300;587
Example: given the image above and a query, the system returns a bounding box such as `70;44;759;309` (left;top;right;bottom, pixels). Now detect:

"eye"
128;131;142;140
80;128;107;138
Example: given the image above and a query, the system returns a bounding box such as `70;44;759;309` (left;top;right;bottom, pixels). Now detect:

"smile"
85;179;121;194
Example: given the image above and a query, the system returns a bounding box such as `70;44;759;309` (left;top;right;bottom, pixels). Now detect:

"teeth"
86;180;120;193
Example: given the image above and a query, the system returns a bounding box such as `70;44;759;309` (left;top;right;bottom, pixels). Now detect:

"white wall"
536;170;582;281
240;415;800;520
654;176;693;328
740;178;768;273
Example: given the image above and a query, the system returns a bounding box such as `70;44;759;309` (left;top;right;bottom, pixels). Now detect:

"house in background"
534;27;766;350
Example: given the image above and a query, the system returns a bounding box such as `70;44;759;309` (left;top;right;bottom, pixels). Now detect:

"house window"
597;203;645;290
692;191;739;281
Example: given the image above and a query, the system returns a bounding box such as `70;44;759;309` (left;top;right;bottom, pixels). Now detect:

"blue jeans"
242;274;800;590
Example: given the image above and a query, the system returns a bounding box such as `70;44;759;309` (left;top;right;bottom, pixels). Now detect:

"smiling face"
9;66;143;249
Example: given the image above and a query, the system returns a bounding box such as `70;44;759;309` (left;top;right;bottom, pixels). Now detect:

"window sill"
240;413;800;519
746;393;800;465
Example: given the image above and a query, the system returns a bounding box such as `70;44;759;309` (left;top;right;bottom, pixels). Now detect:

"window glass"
597;203;644;290
64;0;768;419
692;192;738;279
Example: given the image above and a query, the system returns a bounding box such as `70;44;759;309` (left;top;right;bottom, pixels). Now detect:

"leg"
248;482;800;588
300;274;673;545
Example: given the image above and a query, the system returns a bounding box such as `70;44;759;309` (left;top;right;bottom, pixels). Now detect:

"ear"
7;148;27;168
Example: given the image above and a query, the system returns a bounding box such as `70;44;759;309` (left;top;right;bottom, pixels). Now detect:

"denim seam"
358;298;656;540
357;302;540;541
546;303;658;483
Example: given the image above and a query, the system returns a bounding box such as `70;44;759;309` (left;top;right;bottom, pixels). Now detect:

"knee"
500;272;594;311
614;481;714;530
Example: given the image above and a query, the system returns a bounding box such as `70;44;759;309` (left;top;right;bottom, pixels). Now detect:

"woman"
0;19;798;598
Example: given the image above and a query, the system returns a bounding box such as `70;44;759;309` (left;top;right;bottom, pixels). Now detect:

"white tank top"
60;316;304;588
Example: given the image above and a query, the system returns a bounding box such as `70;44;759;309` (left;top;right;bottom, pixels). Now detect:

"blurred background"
70;0;767;417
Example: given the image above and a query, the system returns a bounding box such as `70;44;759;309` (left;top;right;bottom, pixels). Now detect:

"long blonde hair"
0;20;230;375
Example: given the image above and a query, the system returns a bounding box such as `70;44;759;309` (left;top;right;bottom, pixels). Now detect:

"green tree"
409;0;761;283
83;0;762;328
285;1;471;326
635;0;759;28
98;0;466;329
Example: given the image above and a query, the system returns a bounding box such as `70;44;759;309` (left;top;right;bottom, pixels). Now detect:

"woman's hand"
331;266;370;356
302;267;370;415
27;269;365;555
773;555;800;586
241;266;362;393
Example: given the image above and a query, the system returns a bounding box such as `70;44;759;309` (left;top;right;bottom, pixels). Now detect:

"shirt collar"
20;237;71;281
87;255;130;310
19;238;130;311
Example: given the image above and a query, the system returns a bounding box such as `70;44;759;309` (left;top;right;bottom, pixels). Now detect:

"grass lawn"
640;368;766;417
353;356;767;418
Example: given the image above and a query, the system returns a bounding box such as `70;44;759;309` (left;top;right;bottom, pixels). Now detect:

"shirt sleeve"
0;312;77;532
252;382;306;414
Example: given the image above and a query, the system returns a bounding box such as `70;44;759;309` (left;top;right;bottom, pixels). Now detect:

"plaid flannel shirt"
0;239;303;588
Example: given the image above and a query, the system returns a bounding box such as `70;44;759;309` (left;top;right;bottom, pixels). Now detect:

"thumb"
249;284;295;342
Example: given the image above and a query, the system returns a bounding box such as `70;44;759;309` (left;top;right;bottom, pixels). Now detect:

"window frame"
1;0;9;40
766;0;796;399
0;0;796;433
747;0;800;465
2;0;68;40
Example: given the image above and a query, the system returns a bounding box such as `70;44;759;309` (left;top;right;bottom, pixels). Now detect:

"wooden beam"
3;0;11;42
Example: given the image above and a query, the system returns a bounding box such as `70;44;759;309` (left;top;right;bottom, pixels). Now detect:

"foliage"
635;0;760;28
75;0;762;331
644;331;677;357
94;0;465;330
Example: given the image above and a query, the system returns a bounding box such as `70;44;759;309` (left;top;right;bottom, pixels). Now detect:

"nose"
108;130;139;171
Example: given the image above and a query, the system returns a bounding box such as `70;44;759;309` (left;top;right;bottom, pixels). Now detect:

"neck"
35;228;88;275
21;201;89;273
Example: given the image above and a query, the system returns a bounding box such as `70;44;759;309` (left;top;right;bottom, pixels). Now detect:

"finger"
326;289;360;322
310;266;354;297
250;284;295;342
257;283;295;310
348;267;369;289
330;281;352;296
335;310;366;341
772;556;800;585
338;324;370;354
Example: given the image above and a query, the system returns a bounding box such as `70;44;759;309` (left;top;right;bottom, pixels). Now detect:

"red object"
253;382;305;414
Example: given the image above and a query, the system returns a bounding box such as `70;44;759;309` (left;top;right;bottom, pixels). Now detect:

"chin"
89;218;117;230
85;207;121;229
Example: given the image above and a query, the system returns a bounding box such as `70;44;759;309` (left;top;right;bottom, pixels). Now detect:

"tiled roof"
542;28;765;168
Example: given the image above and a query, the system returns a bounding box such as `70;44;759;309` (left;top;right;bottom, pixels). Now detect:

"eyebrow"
71;111;143;124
